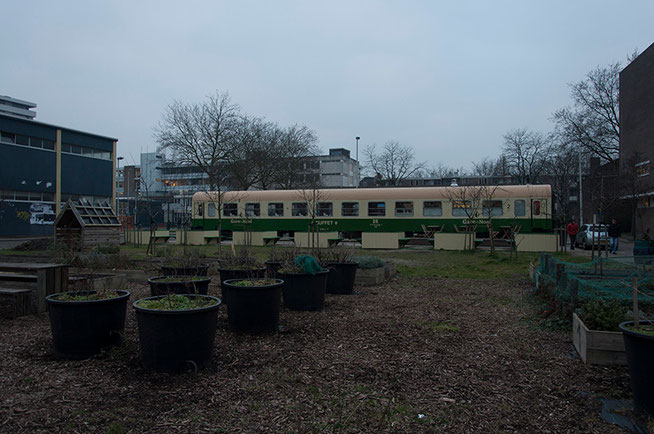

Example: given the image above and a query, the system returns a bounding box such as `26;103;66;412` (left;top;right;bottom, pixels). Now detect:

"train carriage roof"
193;185;551;203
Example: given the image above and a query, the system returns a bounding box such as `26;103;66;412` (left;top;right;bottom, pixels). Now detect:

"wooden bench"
151;235;170;244
204;236;230;244
263;237;280;246
328;238;343;247
0;288;32;319
0;262;69;315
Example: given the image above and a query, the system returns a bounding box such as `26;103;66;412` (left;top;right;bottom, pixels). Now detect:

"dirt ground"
0;275;638;433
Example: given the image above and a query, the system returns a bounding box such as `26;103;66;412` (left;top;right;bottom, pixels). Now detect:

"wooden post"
633;277;639;328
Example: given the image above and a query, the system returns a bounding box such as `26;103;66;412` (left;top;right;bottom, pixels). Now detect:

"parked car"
576;224;609;249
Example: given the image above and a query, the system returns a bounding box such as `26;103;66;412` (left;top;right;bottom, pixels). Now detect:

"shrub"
352;255;385;269
578;299;628;332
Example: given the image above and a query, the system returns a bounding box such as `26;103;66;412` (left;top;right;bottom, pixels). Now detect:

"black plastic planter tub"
279;271;329;311
324;262;358;294
134;294;221;373
160;264;209;277
619;320;654;416
148;276;211;296
218;267;266;304
264;261;282;278
46;290;130;360
223;278;283;333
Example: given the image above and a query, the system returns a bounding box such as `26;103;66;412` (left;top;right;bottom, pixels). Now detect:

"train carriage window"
452;200;471;217
317;202;333;217
395;201;413;217
223;203;238;217
197;203;204;217
208;203;216;217
423;201;442;217
482;200;503;217
245;203;260;217
368;201;386;217
292;202;308;217
342;202;359;216
514;200;525;217
268;203;284;217
533;200;541;216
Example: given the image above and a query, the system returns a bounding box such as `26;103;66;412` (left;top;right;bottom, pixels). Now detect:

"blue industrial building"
0;96;117;237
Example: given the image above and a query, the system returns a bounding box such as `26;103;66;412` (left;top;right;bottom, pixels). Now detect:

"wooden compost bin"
55;199;121;251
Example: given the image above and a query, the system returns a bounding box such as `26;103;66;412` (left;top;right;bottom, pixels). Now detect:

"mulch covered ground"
0;275;636;433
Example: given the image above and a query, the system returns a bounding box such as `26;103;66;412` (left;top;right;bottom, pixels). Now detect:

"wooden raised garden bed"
572;312;626;365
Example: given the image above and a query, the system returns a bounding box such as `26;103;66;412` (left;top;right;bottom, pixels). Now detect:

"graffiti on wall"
29;203;55;225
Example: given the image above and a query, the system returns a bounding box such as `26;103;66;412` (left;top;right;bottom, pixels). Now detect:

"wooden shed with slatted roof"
54;199;121;251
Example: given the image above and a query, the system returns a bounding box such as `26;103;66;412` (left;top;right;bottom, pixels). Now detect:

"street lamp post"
116;156;124;215
355;137;360;187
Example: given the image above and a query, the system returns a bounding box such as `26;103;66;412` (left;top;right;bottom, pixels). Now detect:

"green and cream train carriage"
191;185;557;251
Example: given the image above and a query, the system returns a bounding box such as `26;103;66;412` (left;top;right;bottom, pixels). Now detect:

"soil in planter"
147;276;211;296
46;290;130;360
136;294;219;310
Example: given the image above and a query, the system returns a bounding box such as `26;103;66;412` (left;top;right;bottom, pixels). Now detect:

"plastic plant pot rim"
619;320;654;341
45;290;131;305
133;294;221;315
223;278;284;288
277;270;330;276
217;267;266;272
147;276;212;284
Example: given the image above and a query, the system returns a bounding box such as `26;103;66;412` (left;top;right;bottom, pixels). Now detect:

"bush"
97;244;120;255
352;255;385;269
578;299;628;332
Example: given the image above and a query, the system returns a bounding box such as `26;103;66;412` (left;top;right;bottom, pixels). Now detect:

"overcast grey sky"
2;1;652;171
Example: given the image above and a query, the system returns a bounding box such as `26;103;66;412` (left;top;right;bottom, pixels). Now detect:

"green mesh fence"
535;254;654;306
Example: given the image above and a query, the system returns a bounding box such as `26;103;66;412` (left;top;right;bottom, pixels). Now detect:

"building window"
317;202;333;217
0;132;16;143
514;200;526;217
245;203;260;217
292;202;308;217
482;200;503;217
423;201;442;217
452;200;471;217
636;161;650;177
342;202;359;216
268;203;284;217
395;201;413;216
368;201;386;217
637;196;654;208
223;203;238;217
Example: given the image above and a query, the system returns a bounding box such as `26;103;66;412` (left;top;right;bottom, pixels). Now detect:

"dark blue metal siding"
0;144;56;192
61;154;113;197
61;129;114;152
0;116;57;140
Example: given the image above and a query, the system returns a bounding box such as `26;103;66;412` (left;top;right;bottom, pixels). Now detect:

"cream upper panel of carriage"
194;189;551;220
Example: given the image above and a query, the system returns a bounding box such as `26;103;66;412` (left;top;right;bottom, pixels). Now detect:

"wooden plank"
572;313;626;365
0;288;32;319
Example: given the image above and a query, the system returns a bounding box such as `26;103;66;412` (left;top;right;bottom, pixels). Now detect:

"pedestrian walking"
608;218;621;254
566;219;579;250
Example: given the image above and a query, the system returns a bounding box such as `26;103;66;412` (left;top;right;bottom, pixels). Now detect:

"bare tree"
472;156;508;177
364;141;426;186
154;91;240;191
502;129;553;184
271;125;319;189
553;62;622;163
543;145;578;227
